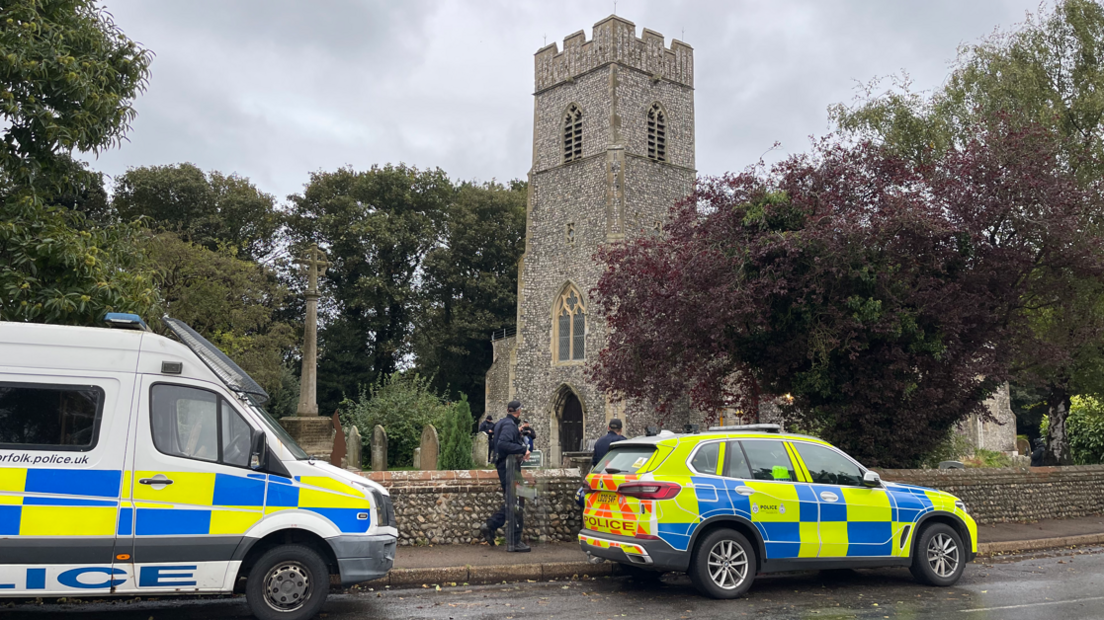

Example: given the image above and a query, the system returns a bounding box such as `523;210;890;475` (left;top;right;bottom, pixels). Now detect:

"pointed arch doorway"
551;385;586;465
560;392;584;453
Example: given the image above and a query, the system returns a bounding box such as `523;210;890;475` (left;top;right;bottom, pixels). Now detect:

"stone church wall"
488;17;698;465
484;335;516;419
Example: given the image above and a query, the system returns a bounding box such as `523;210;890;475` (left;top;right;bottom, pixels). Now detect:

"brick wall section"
363;469;584;546
363;466;1104;546
878;465;1104;524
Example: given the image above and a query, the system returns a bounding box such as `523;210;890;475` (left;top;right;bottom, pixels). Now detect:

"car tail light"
617;481;681;500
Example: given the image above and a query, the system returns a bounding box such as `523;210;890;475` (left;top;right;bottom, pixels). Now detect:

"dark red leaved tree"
591;121;1103;467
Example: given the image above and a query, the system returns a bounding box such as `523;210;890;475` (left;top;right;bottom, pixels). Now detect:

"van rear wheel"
688;528;756;599
246;544;330;620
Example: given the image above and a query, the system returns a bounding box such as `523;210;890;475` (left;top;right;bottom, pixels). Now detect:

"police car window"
794;442;863;486
724;441;752;479
0;382;104;451
740;440;797;481
594;446;655;475
689;441;721;475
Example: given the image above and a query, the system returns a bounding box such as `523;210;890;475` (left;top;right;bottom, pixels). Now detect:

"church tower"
485;16;696;465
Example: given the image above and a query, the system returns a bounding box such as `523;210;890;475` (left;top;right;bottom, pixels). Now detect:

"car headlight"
954;500;967;514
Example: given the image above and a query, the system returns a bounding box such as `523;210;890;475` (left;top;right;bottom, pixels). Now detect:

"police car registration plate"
595;492;620;504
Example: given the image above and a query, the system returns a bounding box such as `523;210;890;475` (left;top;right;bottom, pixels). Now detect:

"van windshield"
247;397;311;460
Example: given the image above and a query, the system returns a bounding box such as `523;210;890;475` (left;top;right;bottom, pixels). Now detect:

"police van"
0;315;397;620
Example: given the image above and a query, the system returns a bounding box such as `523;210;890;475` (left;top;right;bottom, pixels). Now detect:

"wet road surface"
4;546;1103;619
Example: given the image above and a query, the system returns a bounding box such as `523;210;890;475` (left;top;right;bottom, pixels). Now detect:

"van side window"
740;440;797;481
0;382;104;450
151;384;252;467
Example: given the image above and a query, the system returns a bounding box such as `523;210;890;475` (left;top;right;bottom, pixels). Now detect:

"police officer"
591;418;627;467
480;400;531;552
1030;437;1046;467
478;414;495;461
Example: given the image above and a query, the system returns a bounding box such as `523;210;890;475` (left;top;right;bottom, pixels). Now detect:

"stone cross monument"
280;244;337;460
295;244;330;416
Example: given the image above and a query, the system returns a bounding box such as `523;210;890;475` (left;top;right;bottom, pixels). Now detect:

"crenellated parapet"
534;15;693;92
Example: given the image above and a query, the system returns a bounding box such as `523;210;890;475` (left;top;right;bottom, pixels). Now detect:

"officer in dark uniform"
478;415;495;461
1030;438;1046;466
480;400;531;552
591;418;627;467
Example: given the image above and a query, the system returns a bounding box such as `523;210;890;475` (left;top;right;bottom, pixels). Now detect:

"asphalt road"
5;547;1104;620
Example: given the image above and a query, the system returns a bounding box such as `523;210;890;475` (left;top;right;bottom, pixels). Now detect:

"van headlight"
955;500;967;514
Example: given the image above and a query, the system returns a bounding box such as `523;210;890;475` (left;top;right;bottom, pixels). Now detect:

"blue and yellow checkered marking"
0;467;374;538
0;468;123;537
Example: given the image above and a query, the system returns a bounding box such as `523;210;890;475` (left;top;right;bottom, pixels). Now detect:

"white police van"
0;314;397;620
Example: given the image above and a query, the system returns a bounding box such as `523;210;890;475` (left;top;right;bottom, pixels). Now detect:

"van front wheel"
246;544;330;620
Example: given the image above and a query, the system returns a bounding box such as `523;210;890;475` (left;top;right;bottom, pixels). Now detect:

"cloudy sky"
89;0;1044;202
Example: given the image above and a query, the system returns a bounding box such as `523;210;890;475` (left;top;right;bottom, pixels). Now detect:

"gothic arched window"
554;284;586;362
647;102;667;162
563;104;583;163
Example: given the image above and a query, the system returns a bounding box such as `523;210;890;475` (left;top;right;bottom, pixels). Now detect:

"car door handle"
139;476;174;486
733;486;755;496
820;491;839;502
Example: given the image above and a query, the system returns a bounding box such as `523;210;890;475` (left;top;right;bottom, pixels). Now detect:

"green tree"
114;163;282;261
829;0;1104;465
1067;396;1104;464
415;180;526;419
439;394;475;470
0;0;156;324
340;372;450;468
287;165;453;416
145;232;295;396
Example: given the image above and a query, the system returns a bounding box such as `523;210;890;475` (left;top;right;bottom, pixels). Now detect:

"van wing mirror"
250;429;267;470
862;471;881;487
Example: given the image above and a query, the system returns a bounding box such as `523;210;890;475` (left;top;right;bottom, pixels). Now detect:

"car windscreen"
593;445;655;475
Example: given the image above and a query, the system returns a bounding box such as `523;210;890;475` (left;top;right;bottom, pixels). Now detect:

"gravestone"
371;425;387;472
1016;437;1030;457
329;412;346;468
420;425;439;471
472;432;489;467
413;447;421;470
345;425;362;470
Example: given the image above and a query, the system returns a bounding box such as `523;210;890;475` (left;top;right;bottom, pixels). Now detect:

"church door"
560;393;584;453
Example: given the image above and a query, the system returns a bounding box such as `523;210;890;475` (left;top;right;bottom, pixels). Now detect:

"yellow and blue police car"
0;315;398;620
579;424;977;599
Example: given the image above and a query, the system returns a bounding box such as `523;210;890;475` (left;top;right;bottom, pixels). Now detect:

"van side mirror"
862;471;881;487
250;429;267;470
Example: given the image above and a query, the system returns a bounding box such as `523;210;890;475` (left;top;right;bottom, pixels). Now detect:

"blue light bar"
103;313;151;332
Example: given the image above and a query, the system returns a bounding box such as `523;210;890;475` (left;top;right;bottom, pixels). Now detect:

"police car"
579;425;976;598
0;315;398;620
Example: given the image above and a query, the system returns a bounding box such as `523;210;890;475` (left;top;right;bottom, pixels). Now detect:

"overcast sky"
88;0;1043;202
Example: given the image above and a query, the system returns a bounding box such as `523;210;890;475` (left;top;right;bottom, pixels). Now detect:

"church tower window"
647;103;667;162
554;284;586;362
563;104;583;163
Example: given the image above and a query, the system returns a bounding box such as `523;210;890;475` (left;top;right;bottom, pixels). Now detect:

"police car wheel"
246;544;330;620
909;524;964;587
688;528;756;599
